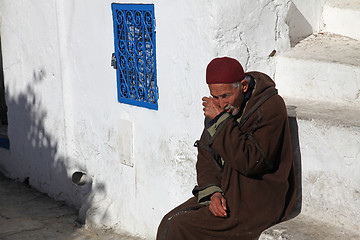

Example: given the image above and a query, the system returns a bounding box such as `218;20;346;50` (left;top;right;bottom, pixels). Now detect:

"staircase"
260;0;360;239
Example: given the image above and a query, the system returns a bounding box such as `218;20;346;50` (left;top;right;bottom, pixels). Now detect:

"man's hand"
202;97;223;120
209;192;228;217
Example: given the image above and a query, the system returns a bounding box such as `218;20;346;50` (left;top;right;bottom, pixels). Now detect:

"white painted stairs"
260;0;360;239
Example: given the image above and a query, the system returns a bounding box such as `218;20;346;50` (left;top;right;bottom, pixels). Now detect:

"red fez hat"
206;57;245;84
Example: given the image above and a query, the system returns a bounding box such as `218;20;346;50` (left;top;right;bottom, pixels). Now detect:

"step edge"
284;98;360;127
260;213;360;240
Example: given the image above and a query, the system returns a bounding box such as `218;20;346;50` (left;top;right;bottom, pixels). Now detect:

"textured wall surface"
0;0;297;238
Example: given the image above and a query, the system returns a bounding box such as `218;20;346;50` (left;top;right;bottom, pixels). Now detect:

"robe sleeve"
208;96;288;177
192;128;224;203
196;186;223;204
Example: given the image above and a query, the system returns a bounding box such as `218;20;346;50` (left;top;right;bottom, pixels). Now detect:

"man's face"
208;83;244;114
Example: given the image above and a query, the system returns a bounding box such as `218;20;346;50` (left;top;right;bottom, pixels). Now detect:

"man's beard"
223;91;245;116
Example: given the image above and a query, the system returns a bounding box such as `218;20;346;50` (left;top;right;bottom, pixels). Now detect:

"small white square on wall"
119;119;134;167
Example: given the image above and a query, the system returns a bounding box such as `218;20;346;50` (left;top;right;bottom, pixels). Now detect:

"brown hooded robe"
157;72;296;240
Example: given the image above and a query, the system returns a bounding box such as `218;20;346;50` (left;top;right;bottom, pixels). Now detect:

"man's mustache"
223;104;240;116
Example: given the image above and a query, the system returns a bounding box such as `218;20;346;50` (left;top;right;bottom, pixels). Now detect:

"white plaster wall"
287;0;326;46
60;0;217;235
212;0;292;76
0;0;79;202
291;0;326;32
0;0;294;238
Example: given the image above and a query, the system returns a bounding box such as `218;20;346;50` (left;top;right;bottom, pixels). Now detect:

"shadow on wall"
286;2;313;47
1;67;108;228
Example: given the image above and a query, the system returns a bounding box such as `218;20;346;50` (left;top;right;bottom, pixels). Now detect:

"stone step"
272;2;360;237
259;214;360;240
275;33;360;106
322;0;360;40
284;100;360;233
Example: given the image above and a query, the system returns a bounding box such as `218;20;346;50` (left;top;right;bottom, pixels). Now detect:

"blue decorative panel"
111;3;158;110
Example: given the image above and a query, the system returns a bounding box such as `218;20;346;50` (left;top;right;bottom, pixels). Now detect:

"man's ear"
241;79;249;93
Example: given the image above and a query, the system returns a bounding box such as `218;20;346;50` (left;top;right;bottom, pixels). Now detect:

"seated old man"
156;57;296;240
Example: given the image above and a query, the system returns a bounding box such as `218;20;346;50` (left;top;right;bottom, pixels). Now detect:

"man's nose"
219;99;227;109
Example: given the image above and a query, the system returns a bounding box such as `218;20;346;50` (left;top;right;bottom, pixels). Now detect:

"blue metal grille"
111;3;158;110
